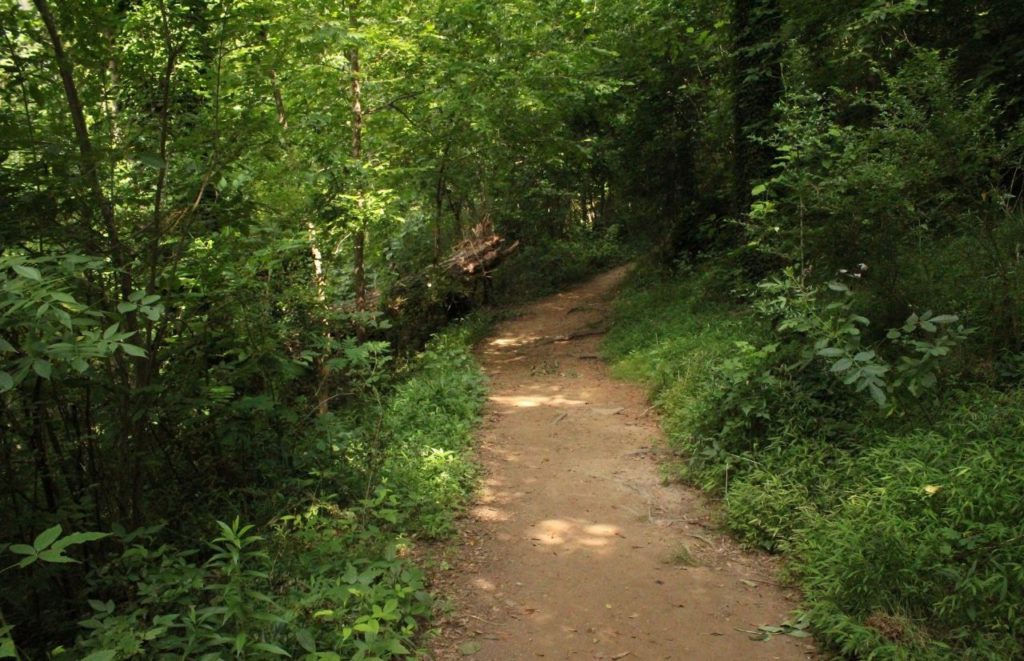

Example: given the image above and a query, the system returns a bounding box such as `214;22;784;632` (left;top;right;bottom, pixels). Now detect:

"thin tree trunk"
348;0;367;329
32;0;130;299
270;69;288;128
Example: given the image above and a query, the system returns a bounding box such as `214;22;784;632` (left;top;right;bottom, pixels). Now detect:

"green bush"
2;318;486;659
606;264;1024;659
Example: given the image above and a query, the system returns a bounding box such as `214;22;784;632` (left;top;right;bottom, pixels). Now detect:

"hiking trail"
429;266;816;660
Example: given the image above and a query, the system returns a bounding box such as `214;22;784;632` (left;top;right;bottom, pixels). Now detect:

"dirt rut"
429;266;816;660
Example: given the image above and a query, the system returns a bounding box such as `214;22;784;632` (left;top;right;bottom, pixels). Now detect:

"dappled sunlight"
490;394;587;408
528;518;622;555
471;505;508;522
472;577;497;592
488;335;541;348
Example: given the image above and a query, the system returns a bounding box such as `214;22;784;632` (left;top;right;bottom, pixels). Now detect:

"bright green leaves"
0;257;160;391
4;524;110;570
12;264;42;281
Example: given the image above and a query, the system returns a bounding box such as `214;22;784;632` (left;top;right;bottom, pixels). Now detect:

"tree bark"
348;0;367;329
32;0;129;298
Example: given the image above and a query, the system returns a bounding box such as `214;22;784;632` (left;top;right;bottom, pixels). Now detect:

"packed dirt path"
429;266;816;660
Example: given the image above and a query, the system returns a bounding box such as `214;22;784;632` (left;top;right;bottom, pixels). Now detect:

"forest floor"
427;266;818;660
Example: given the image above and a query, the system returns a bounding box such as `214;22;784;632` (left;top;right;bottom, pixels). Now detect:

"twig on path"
552;412;568;424
744;575;784;588
611;652;632;660
467;614;501;627
685;533;714;546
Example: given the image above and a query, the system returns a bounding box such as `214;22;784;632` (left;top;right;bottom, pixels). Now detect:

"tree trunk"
348;0;367;340
731;0;783;215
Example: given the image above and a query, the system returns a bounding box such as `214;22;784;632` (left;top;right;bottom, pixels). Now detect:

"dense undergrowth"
605;266;1024;660
2;322;486;659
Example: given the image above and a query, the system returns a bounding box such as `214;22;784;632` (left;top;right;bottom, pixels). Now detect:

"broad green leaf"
120;343;147;358
830;358;852;372
869;383;887;406
816;347;844;358
296;629;316;653
354;619;380;634
33;359;52;379
0;634;16;659
0;371;13;391
386;640;410;655
8;544;35;556
12;264;41;281
33;524;62;551
37;549;77;564
52;531;110;551
117;302;138;313
750;183;767;196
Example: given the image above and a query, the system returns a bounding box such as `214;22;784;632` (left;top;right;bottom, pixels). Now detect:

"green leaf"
134;153;166;169
12;264;41;281
81;651;117;661
120;343;147;358
816;347;844;358
354;619;380;634
386;640;410;655
750;183;767;196
117;302;138;313
251;642;291;657
0;371;13;391
52;531;110;551
33;524;62;551
37;549;77;564
103;324;119;340
869;383;887;406
929;314;958;324
0;338;15;352
831;358;852;373
296;629;317;653
827;281;849;292
8;544;35;556
33;359;52;379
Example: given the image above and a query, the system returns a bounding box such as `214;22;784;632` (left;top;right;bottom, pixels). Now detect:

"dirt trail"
430;266;815;660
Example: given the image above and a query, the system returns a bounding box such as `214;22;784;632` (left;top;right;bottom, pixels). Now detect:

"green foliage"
492;225;630;304
1;321;483;659
607;265;1024;658
377;331;487;537
2;525;110;571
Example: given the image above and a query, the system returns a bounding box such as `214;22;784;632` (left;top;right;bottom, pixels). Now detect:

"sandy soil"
427;266;817;660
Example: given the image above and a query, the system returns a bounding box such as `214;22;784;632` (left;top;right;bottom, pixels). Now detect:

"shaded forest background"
1;0;1023;658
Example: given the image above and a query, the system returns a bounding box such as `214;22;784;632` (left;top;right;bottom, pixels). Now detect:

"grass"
603;264;1024;660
